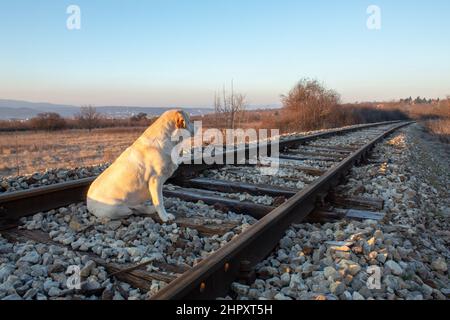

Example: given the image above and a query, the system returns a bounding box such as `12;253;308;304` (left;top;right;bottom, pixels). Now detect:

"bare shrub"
29;113;66;131
281;78;341;131
421;97;450;143
76;106;102;131
129;112;157;127
130;112;147;122
0;120;30;132
424;119;450;143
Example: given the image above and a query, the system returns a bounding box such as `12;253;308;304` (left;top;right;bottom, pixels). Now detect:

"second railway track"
0;121;412;300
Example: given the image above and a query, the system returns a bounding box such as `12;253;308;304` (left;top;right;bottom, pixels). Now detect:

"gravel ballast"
2;123;448;300
0;198;256;300
0;165;109;193
226;124;449;300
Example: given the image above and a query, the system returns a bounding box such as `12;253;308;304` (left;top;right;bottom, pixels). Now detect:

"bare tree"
214;81;247;130
76;106;102;131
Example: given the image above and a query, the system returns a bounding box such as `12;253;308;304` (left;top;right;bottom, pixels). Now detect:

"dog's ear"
176;114;186;129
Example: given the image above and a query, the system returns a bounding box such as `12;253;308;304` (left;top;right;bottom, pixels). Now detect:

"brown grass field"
0;127;147;177
423;119;450;143
400;103;450;143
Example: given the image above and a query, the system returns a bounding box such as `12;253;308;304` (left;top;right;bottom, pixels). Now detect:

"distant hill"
0;99;215;120
0;106;41;119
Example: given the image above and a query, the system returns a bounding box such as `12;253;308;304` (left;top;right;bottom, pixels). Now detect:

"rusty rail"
152;121;412;300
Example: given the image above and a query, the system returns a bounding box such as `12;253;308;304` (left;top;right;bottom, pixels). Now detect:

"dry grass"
403;101;450;143
423;119;450;143
0;127;146;177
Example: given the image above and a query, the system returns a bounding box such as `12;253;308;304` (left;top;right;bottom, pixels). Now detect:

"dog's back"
87;146;148;217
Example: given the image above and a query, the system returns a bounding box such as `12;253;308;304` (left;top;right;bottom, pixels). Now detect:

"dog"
87;110;194;222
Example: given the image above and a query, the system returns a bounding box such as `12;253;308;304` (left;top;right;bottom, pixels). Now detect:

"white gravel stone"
323;266;338;280
0;265;14;282
431;258;447;273
280;273;291;286
18;251;40;264
2;294;23;300
352;291;365;300
274;293;292;300
385;260;403;276
80;260;96;278
231;283;249;296
330;281;346;296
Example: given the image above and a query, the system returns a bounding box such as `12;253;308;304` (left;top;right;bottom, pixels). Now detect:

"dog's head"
167;109;194;135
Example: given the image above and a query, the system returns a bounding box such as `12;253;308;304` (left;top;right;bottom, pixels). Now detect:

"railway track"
0;121;412;300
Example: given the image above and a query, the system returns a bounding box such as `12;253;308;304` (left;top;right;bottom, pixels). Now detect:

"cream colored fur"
87;110;194;222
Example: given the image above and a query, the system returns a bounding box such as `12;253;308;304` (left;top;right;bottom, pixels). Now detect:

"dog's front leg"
149;177;175;223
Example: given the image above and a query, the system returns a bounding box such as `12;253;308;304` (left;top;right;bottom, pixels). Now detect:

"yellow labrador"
87;110;194;222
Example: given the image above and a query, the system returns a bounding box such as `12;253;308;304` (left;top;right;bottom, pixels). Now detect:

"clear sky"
1;0;449;107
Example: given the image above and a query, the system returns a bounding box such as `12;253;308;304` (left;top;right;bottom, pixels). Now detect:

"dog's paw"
159;213;175;223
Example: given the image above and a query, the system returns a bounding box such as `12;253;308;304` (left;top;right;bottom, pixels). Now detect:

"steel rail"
0;120;401;227
151;121;413;300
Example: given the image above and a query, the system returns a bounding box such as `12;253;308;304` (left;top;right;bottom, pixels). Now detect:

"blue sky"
1;0;449;107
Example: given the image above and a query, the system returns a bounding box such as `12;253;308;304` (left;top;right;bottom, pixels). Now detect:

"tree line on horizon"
1;79;448;133
0;106;156;132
